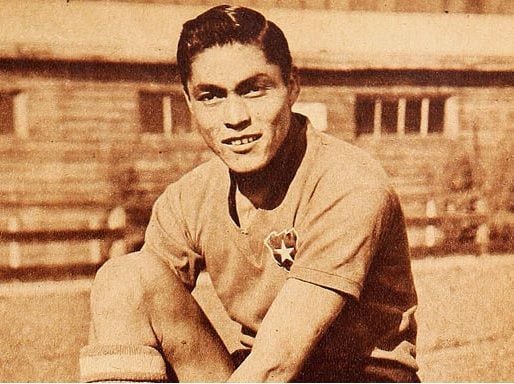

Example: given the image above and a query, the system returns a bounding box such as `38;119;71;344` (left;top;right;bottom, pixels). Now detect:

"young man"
80;5;419;382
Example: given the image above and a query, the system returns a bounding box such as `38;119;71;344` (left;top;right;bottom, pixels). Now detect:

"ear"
287;66;300;107
183;88;193;112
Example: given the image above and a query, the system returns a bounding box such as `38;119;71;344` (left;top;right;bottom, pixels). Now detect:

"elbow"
267;364;299;382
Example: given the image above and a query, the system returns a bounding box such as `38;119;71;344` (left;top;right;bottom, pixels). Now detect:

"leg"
84;252;234;382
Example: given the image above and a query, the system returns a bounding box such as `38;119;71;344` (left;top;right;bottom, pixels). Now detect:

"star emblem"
264;228;299;271
275;240;295;265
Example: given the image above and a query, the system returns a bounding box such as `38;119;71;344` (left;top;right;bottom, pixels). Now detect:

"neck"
232;114;307;209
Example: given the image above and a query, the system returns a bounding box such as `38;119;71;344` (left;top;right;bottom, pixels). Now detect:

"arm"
227;278;346;382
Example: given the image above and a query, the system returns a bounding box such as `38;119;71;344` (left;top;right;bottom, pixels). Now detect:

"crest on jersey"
264;228;299;271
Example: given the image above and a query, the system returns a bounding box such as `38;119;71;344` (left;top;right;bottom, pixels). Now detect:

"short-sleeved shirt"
142;118;418;379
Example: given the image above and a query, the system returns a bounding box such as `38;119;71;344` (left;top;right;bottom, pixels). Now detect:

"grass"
412;254;514;382
0;254;512;382
0;281;91;382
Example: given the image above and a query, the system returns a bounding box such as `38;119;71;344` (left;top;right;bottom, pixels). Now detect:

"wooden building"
79;0;514;14
0;1;513;274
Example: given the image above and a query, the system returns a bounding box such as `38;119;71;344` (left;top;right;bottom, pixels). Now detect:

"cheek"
268;100;292;137
191;104;212;126
191;107;221;139
251;94;290;124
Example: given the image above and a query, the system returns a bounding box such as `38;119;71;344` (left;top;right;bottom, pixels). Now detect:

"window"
0;91;27;137
139;91;191;135
355;95;447;137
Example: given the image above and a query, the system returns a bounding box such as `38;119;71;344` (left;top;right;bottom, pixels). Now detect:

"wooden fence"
406;211;490;258
0;207;127;280
0;203;495;281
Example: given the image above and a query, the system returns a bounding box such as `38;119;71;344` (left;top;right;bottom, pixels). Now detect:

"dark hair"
177;5;292;95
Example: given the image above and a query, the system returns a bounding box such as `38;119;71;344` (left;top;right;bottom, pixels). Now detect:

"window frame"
0;90;28;138
355;93;451;138
138;89;191;137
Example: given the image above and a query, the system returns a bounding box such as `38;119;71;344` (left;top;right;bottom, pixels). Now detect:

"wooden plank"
409;242;481;258
0;147;106;161
3;3;513;71
129;182;168;195
0;228;125;243
57;89;135;101
0;139;133;153
59;101;135;115
0;159;110;170
390;175;431;187
0;170;111;183
60;111;130;122
395;184;435;198
406;213;489;227
0;162;113;176
0;180;114;194
0;191;114;206
0;199;114;209
0;263;100;280
0;208;109;230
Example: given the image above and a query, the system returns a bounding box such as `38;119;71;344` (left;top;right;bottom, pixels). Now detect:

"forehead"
188;43;282;88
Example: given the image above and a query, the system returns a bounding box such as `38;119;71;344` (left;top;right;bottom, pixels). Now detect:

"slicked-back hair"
177;5;293;95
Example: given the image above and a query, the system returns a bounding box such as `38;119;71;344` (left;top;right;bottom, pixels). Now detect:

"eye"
244;86;267;98
240;82;272;99
197;92;224;105
194;87;227;105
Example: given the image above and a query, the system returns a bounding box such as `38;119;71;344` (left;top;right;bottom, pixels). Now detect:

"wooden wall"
84;0;514;14
0;59;512;268
0;60;210;206
0;60;211;268
297;70;514;215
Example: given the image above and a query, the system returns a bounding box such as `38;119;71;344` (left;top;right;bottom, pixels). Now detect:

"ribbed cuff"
80;344;167;382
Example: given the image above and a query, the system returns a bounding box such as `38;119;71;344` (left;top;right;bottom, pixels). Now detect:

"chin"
226;158;270;175
229;165;264;175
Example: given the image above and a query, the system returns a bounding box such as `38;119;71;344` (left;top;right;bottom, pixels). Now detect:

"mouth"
222;134;262;147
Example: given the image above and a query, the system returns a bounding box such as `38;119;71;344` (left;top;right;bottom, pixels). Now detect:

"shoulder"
160;157;228;208
308;129;391;193
170;158;226;190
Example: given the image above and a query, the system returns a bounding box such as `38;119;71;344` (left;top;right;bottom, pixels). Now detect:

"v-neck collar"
224;116;322;236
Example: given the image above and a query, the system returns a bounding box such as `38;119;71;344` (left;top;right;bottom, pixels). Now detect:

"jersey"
142;117;419;380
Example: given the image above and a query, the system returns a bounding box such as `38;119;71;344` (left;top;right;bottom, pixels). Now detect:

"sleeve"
289;179;396;300
141;182;205;291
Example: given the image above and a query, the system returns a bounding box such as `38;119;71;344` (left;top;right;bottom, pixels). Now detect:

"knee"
91;252;179;315
91;253;146;317
91;252;190;346
90;252;176;345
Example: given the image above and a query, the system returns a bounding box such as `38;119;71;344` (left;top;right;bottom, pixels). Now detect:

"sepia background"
0;0;513;381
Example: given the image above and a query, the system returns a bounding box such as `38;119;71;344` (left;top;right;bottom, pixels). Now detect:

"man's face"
186;43;299;174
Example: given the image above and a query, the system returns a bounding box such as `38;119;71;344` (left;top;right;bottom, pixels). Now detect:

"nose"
224;94;251;131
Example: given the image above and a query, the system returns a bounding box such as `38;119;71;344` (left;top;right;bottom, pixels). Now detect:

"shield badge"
264;228;299;271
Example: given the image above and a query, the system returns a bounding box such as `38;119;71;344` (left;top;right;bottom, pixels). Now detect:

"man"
80;5;419;382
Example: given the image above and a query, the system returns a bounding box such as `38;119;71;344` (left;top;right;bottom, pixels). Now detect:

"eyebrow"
191;84;226;98
235;74;275;94
191;73;276;97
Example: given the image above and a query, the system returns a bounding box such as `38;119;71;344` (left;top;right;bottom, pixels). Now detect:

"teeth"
229;136;257;146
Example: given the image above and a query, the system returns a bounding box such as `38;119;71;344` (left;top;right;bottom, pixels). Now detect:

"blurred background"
0;0;512;381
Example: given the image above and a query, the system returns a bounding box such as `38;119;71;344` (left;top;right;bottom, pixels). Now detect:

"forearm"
227;278;346;382
228;328;306;382
228;349;295;382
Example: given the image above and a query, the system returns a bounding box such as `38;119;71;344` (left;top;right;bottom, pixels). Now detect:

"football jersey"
142;118;418;376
